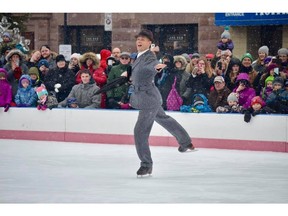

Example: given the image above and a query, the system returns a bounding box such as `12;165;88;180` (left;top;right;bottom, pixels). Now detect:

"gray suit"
130;50;192;168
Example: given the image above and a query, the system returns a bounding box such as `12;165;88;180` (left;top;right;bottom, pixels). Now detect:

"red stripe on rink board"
0;130;287;153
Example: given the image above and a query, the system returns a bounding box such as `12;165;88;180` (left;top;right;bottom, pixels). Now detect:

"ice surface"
1;139;288;204
0;139;288;216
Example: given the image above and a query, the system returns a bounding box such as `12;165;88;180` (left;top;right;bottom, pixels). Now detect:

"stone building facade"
21;13;288;60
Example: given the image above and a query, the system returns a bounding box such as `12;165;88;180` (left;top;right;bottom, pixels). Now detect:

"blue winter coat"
14;75;38;107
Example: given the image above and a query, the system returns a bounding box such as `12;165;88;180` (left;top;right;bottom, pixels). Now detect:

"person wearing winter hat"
217;30;234;51
28;67;42;88
233;73;256;109
252;46;269;76
3;49;29;101
43;54;75;103
208;75;231;111
0;68;12;112
260;75;274;100
225;57;241;91
0;32;16;56
272;77;284;89
68;53;81;75
277;48;288;77
106;52;131;109
185;53;200;75
14;74;38;107
37;59;50;80
216;92;243;113
240;53;258;89
266;76;288;114
243;95;275;123
35;84;58;110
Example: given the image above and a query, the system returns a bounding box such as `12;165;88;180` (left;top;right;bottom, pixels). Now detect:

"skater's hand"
155;64;167;73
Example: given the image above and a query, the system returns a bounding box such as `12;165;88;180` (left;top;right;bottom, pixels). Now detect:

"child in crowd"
261;76;274;100
216;92;243;113
35;84;58;110
14;75;38;107
266;77;288;114
217;30;234;52
243;96;275;123
0;68;12;112
233;73;256;109
37;59;50;80
28;67;42;88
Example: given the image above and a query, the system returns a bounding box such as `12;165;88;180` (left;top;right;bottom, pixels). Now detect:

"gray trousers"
134;106;192;167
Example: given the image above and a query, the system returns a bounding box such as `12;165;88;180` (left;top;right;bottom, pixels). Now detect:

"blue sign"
215;13;288;26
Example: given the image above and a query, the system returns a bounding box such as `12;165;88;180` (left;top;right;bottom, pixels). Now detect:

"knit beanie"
190;53;200;59
277;48;288;56
38;59;49;68
251;96;264;107
272;77;284;87
227;92;238;103
221;30;231;39
267;63;278;72
241;53;253;62
265;76;275;87
56;54;66;63
258;46;269;56
28;67;39;76
70;53;81;61
36;84;48;99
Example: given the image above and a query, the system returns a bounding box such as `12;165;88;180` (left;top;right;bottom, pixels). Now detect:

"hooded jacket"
14;74;38;106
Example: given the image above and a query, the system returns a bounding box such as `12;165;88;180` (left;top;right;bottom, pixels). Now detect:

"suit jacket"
129;50;162;110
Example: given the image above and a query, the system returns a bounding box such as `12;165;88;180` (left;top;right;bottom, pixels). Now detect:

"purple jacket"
0;68;12;106
233;87;256;109
217;40;234;51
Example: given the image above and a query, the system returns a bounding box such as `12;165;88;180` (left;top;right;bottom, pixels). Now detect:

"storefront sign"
167;34;187;42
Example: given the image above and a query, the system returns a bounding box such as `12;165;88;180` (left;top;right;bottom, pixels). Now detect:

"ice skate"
136;166;152;178
178;143;197;153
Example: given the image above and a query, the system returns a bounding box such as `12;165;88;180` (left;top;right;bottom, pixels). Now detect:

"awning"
215;13;288;26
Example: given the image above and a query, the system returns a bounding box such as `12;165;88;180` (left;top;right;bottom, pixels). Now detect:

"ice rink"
1;139;288;215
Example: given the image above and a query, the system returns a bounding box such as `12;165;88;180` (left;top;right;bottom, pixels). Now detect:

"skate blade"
137;174;152;178
183;149;198;153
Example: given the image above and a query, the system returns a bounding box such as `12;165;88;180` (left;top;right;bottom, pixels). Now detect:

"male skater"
128;29;195;177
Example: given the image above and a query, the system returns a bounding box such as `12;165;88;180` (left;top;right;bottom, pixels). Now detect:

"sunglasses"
121;57;130;60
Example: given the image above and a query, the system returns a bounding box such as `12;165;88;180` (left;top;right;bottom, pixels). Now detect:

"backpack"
166;77;183;111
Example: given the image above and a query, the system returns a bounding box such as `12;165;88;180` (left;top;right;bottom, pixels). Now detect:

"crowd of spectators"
0;29;288;119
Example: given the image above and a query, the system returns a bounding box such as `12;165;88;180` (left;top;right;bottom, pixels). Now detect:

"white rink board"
0;107;287;142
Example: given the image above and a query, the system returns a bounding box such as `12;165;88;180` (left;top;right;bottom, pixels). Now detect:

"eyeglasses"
121;57;129;60
206;59;212;62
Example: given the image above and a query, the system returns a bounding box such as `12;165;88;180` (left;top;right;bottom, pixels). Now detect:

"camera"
217;61;222;70
272;57;281;64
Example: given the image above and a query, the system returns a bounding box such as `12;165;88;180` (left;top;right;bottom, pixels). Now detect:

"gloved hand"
54;83;62;93
14;67;22;80
244;112;251;123
40;104;47;110
4;104;10;112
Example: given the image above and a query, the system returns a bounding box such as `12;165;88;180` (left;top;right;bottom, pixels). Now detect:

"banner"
215;13;288;26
